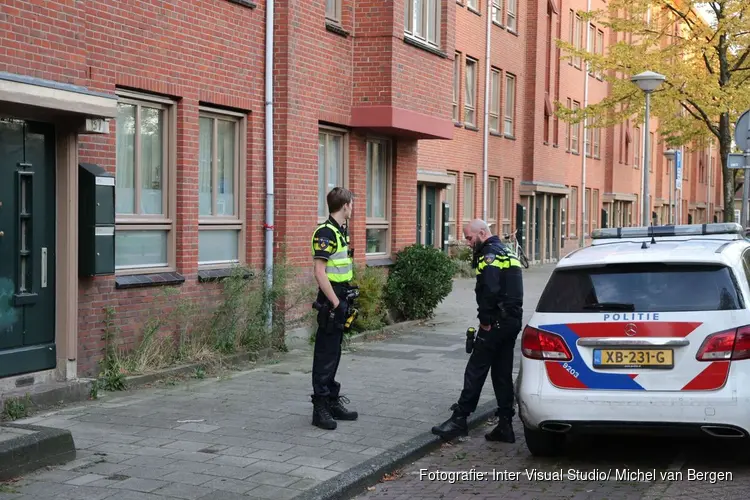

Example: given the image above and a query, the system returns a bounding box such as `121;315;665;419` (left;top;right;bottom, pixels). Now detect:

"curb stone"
345;320;425;344
0;423;76;481
0;349;277;416
291;400;498;500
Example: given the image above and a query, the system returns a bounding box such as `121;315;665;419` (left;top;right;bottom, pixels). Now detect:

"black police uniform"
432;234;524;442
310;216;358;430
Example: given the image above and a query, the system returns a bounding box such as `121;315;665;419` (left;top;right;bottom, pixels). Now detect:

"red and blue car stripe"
537;322;727;391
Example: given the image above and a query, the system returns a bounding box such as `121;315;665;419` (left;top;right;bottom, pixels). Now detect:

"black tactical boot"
485;416;515;443
329;395;358;421
431;404;468;440
311;396;337;430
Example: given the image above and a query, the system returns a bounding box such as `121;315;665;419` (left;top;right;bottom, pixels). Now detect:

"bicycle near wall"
503;228;530;269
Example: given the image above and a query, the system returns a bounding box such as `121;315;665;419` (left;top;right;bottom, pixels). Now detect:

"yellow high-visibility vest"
312;222;353;283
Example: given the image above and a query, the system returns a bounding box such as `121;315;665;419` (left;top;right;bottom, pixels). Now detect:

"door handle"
41;247;47;288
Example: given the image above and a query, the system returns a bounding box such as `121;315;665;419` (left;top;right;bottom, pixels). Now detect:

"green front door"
0;118;57;378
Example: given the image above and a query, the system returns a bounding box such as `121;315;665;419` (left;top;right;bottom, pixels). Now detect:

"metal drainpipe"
264;0;275;333
579;0;592;247
482;0;492;223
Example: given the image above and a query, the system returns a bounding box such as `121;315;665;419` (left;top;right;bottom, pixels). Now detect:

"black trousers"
312;307;344;398
456;317;522;418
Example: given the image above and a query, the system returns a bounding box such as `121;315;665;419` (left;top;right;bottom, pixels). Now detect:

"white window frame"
571;100;580;153
506;0;517;32
464;57;478;126
453;53;461;122
492;0;504;25
489;68;501;133
197;106;247;269
326;0;342;23
365;138;392;258
569;186;578;237
502;178;513;236
596;29;604;79
504;73;516;136
114;89;176;274
445;171;458;240
404;0;442;48
318;126;348;223
488;176;499;232
462;173;476;223
593;128;601;158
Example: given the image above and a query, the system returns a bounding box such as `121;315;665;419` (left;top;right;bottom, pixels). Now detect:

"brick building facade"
0;0;726;387
423;0;723;264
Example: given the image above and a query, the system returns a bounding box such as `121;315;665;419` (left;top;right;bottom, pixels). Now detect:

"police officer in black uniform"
432;218;524;443
309;187;359;430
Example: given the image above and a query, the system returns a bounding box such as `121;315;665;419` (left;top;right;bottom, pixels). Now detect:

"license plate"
593;349;674;369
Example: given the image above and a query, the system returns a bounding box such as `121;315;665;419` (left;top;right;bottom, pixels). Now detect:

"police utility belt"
312;284;359;312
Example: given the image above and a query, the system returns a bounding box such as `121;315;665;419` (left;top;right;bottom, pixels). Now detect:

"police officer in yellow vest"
310;187;359;430
432;219;524;443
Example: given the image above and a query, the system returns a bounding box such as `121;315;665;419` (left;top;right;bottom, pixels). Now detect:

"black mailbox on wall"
79;163;115;277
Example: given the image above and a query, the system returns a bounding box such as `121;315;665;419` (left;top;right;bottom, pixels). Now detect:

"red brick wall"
418;1;525;240
276;0;454;272
2;0;268;375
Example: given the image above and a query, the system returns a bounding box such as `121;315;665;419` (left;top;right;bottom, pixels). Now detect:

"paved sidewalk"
0;264;555;500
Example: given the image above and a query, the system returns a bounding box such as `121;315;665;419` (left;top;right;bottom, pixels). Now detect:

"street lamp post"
664;148;677;224
631;71;666;226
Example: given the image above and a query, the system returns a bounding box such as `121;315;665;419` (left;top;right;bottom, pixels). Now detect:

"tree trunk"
719;113;735;223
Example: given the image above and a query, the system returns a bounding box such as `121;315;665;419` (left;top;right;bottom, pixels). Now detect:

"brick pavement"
354;420;750;500
0;265;555;500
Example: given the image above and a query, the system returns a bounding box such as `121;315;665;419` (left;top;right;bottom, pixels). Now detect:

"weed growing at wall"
96;260;317;378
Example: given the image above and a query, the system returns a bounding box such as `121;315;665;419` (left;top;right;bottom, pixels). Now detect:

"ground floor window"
114;90;176;272
365;139;391;257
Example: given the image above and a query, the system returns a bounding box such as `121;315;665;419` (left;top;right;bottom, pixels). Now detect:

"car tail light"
696;326;750;361
521;326;572;361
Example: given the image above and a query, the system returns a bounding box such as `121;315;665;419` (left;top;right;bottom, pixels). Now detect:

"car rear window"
536;263;743;313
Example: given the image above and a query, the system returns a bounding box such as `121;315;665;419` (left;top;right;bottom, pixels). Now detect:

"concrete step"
0;423;76;481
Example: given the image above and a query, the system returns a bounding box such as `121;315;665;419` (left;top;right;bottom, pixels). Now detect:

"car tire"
523;425;566;457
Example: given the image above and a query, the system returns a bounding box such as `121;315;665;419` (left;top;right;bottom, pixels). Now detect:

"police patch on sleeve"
314;237;333;252
483;254;495;264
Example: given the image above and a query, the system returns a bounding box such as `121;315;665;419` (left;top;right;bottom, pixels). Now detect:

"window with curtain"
504;73;516;136
502;178;513;236
404;0;441;47
114;91;175;272
465;58;477;126
366;139;391;256
446;172;458;240
197;108;245;267
463;173;475;222
318;128;346;220
490;68;501;133
488;176;499;232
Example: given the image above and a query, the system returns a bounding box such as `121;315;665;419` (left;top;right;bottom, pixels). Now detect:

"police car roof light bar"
591;222;745;240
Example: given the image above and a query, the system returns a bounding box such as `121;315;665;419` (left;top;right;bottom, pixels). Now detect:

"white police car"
515;222;750;457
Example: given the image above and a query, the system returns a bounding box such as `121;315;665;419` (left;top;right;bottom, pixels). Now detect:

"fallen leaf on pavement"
382;469;403;481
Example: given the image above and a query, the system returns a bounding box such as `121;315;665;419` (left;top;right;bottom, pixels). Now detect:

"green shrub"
383;244;457;320
351;265;388;333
